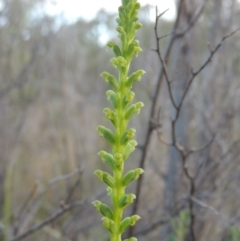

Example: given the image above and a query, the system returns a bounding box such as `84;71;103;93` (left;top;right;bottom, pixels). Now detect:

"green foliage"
93;1;145;240
169;210;190;241
229;226;240;241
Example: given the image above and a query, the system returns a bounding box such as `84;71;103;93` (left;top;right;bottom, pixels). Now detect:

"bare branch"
158;31;174;40
156;129;173;146
49;168;82;185
14;168;83;236
156;7;169;20
9;200;87;241
190;196;219;216
177;27;240;116
155;6;178;109
186;135;215;157
13;182;39;235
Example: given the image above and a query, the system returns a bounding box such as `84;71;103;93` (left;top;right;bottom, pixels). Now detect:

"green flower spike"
93;1;145;240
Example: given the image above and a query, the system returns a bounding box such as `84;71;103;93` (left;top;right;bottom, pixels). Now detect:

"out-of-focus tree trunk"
160;0;196;240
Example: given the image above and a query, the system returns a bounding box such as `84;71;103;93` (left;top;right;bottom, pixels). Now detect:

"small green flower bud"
103;172;115;188
98;150;107;158
101;72;119;90
107;41;116;48
129;140;138;147
94;170;115;188
100;203;114;219
111;56;127;69
118;193;136;208
135;2;140;10
118;6;124;14
130;215;141;225
126;91;135;102
122;91;135;109
123;238;138;241
132;39;140;45
135;102;144;114
103;108;117;127
126;41;138;59
111;58;118;68
126;70;146;88
98;151;116;170
127;128;136;139
105;153;116;170
116;26;124;34
124;102;143;120
120;128;136;145
114;153;123;165
130;16;138;22
134;22;142;30
122;168;144;187
113;45;122;57
94;170;104;181
131;9;139;19
107;41;122;57
119;215;141;233
133;47;142;57
92;200;102;212
106;90;118;109
124;104;136;120
97;126;116;145
117;56;127;68
123;140;137;160
119;217;131;233
116;17;122;25
107;187;112;197
102;217;117;234
103;108;114;120
92;201;114;219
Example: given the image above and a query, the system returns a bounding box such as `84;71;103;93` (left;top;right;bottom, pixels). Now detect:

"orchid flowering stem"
93;1;145;241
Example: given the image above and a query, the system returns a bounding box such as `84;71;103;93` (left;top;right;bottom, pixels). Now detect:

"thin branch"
155;7;178;110
13;182;39;235
15;168;83;235
64;170;83;203
49;168;82;185
156;129;173;146
9;200;86;241
190;196;219;216
177;27;240;115
158;31;174;40
186;135;215;157
156;8;169;20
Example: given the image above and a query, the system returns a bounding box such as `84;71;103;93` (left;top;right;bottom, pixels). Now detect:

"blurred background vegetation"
0;0;240;241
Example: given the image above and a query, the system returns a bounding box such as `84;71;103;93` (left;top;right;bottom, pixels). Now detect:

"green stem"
111;66;129;241
112;166;124;241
